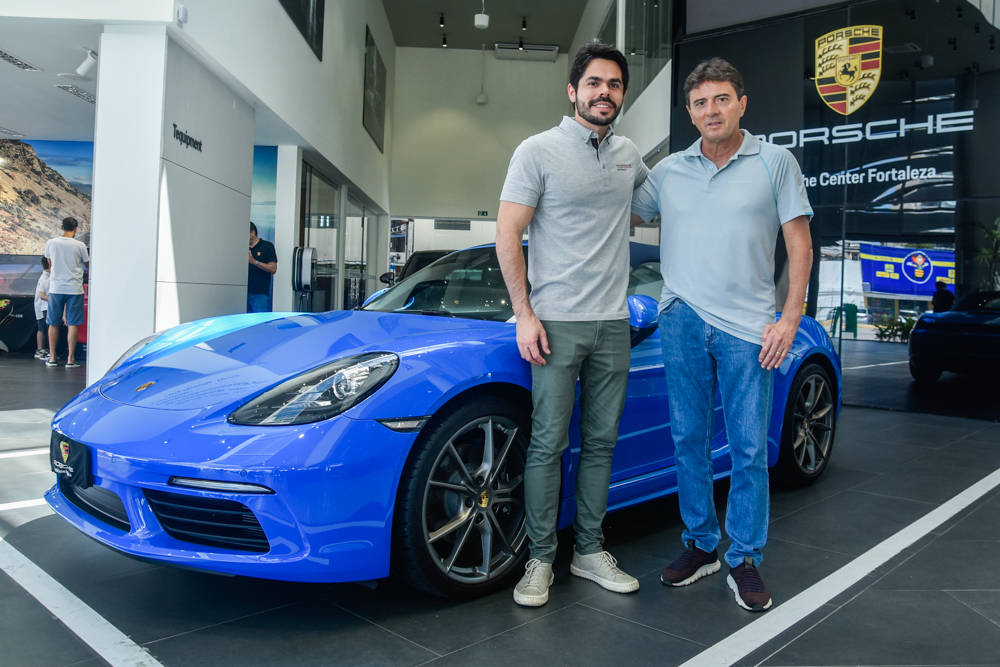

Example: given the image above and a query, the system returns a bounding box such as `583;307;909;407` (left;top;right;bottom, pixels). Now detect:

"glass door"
300;163;340;312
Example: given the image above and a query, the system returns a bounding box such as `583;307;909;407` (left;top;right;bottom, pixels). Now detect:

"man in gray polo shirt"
631;58;813;612
497;42;649;607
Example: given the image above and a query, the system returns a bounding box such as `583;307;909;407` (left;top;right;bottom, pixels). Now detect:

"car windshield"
954;292;1000;312
363;246;525;321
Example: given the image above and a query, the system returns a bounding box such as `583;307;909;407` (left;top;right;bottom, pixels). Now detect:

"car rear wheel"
393;397;530;598
909;361;942;383
773;363;836;487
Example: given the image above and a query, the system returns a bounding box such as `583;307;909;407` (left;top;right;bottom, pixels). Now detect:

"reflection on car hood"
99;311;508;412
916;310;1000;330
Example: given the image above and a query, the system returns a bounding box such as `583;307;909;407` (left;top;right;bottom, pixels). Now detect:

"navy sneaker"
727;557;773;611
661;541;721;586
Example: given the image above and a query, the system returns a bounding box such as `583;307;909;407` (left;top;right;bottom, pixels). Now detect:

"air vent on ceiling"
495;43;559;62
884;42;922;54
0;48;41;71
0;125;24;136
56;84;96;104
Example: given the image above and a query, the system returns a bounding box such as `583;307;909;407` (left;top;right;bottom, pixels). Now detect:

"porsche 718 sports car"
908;291;1000;382
46;243;842;598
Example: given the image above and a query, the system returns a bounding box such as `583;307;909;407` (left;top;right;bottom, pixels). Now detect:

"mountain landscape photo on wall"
0;139;93;255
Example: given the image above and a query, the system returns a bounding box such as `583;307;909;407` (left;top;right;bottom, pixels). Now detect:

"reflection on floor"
1;351;999;666
839;339;1000;422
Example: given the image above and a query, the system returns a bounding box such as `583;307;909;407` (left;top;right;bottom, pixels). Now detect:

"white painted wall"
174;0;395;213
0;0;172;21
391;47;570;220
273;145;302;312
411;220;498;252
615;64;672;159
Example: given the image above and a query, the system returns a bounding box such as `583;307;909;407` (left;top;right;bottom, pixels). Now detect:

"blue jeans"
247;293;272;313
658;300;772;568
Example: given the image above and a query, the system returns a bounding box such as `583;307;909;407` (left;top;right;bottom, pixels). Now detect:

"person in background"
44;217;89;369
248;222;277;313
34;257;51;360
931;280;955;313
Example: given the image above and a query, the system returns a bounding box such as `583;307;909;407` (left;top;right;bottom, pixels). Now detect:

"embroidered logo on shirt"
616;164;632;171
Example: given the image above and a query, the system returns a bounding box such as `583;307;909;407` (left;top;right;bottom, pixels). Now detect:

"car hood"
917;310;1000;330
99;311;508;412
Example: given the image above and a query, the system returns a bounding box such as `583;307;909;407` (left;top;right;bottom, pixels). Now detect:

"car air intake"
60;478;131;532
144;489;270;553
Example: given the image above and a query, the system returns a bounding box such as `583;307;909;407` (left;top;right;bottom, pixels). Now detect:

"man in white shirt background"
33;257;50;359
44;217;89;369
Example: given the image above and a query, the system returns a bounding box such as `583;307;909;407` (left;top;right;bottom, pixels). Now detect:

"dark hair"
250;222;258;236
41;257;50;271
683;57;745;106
936;280;947;289
61;217;78;232
569;42;629;93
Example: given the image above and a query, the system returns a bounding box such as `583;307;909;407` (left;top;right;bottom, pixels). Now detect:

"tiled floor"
1;351;998;667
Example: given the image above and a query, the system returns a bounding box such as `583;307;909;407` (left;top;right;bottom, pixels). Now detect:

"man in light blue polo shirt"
498;42;649;607
631;58;813;612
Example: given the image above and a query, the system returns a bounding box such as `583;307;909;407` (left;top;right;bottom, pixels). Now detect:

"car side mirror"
628;295;658;329
379;271;395;286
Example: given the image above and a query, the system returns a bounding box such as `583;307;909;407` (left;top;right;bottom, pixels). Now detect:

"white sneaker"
570;549;639;593
513;559;554;607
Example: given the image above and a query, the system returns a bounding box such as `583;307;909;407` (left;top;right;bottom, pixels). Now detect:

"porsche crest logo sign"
815;25;882;115
60;440;70;463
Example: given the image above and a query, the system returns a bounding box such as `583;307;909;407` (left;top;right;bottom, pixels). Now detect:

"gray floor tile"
768;465;878;509
734;604;840;667
767;490;934;557
939;494;1000;542
424;602;703;666
966;424;1000;445
142;597;437;667
827;437;930;474
873;539;1000;591
875;421;984;449
853;459;994;505
0;591;99;667
0;469;57;505
934;438;1000;471
949;590;1000;627
762;590;1000;666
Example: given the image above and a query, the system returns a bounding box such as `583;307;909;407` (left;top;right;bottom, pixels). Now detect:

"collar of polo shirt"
683;129;760;160
559;115;616;144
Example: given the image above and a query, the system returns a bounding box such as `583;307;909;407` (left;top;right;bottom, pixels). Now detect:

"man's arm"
248;251;278;275
496;200;548;366
630;213;646;228
760;216;812;370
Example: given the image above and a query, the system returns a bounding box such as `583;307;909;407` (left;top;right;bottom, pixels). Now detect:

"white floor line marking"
0;536;164;667
842;360;909;370
0;447;48;459
679;466;1000;667
0;499;48;512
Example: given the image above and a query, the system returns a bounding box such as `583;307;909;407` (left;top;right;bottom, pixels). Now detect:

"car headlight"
228;352;399;426
109;333;163;372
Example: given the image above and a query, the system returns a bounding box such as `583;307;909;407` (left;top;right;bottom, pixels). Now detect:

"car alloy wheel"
774;363;836;486
393;397;530;598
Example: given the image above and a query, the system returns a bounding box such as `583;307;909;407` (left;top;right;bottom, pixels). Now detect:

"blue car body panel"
47;246;842;584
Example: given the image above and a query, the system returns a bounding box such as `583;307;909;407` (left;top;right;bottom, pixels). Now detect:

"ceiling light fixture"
0;48;41;71
518;38;524;51
442;34;447;48
55;84;95;104
439;13;444;27
58;47;98;82
522;17;527;31
0;125;24;136
475;0;489;29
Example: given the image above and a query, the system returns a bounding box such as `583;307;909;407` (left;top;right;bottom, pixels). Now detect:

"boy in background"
34;257;50;359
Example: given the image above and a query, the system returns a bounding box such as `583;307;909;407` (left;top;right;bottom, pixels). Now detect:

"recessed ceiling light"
442;34;447;48
0;48;41;71
440;13;444;27
0;125;24;136
522;17;527;31
55;84;96;104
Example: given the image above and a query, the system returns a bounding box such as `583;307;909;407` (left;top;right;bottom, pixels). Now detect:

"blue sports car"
46;243;841;598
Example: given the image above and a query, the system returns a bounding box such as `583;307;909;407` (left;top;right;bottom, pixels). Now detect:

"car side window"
626;261;663;300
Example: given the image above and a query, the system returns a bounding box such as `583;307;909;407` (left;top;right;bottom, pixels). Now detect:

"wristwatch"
255;260;259;266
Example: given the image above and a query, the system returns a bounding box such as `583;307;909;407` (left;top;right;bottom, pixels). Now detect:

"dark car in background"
380;250;453;286
908;291;1000;382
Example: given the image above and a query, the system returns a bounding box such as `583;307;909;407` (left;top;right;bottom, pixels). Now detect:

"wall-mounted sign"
478;211;488;217
172;124;203;152
860;243;955;297
815;25;882;115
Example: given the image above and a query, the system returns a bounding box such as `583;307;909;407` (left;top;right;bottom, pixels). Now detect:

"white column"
273;145;302;312
87;26;168;386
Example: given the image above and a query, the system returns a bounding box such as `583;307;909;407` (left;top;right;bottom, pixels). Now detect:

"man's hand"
759;316;799;370
248;251;256;265
516;313;550;366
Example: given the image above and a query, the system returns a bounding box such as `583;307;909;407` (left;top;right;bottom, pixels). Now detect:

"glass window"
626;260;663;299
301;163;340;312
599;2;617;48
622;0;672;113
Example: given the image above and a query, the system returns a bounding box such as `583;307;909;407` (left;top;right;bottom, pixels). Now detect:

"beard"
575;95;620;126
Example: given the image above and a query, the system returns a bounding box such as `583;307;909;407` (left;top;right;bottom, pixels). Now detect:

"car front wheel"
393;396;530;598
773;363;836;486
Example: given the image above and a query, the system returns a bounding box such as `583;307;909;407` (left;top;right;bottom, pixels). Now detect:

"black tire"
392;396;531;598
773;363;836;487
909;361;942;383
